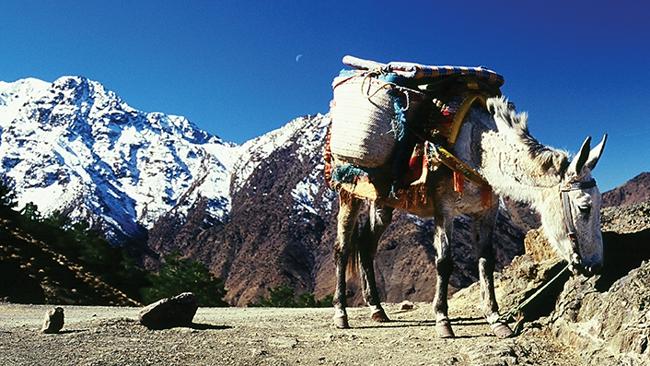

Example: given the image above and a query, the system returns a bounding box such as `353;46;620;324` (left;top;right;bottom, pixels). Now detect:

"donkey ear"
567;136;592;177
585;134;607;171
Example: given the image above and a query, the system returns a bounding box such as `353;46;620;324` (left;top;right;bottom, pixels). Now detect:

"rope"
360;71;412;113
498;263;570;334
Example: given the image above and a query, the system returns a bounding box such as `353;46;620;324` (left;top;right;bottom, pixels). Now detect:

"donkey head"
487;97;608;276
540;135;607;275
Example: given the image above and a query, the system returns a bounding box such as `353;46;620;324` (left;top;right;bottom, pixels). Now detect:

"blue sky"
1;0;648;191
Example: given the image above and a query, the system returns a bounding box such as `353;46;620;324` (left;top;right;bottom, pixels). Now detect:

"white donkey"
331;96;607;338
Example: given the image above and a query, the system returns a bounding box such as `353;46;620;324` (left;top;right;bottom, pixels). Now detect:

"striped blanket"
342;55;504;87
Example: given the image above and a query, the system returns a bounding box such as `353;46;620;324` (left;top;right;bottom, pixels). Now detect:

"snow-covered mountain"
231;113;335;215
0;76;242;241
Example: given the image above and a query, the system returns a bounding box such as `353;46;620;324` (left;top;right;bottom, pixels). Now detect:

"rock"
399;300;414;310
509;202;650;364
138;292;198;329
523;228;556;262
548;262;650;365
42;307;64;334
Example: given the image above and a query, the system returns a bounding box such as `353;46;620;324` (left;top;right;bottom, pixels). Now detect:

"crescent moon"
295;54;303;62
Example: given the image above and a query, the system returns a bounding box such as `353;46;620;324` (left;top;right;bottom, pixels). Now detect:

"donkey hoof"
491;322;514;338
435;319;455;338
371;309;390;323
333;315;350;329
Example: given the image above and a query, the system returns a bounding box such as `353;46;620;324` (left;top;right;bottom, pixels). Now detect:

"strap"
430;144;489;188
561;178;596;192
448;94;487;145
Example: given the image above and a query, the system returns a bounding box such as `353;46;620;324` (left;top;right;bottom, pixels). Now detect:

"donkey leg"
332;193;362;329
432;214;455;338
475;210;514;338
359;203;393;322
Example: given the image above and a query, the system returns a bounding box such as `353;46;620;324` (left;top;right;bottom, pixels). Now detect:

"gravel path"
0;302;578;366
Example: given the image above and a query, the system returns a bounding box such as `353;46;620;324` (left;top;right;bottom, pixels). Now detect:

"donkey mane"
487;97;569;179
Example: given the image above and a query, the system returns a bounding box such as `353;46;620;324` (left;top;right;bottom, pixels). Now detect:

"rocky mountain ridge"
0;77;236;241
602;172;650;207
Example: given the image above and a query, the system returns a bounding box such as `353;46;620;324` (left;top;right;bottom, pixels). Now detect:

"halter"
560;178;596;268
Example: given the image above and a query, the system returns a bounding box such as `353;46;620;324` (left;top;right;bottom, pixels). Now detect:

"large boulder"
138;292;198;330
601;201;650;234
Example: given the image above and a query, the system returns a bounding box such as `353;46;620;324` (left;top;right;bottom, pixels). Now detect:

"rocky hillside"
453;200;650;365
0;209;139;306
602;172;650;207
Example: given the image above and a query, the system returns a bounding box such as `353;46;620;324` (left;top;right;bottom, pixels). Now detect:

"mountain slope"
148;115;338;303
602;172;650;207
0;209;139;305
0;77;237;241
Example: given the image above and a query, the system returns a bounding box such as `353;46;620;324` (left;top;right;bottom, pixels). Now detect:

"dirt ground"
0;300;582;366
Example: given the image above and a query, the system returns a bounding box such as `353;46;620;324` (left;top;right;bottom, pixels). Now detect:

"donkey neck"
479;131;563;205
454;111;562;206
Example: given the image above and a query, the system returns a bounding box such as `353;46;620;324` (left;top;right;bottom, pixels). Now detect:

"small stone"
42;307;64;334
399;300;414;310
138;292;198;330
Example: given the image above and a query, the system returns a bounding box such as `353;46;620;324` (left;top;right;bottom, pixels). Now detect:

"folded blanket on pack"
342;55;504;87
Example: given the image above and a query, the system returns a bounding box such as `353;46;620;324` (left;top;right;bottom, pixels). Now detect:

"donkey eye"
578;205;591;217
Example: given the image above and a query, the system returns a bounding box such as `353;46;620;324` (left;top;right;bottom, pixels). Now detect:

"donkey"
330;96;607;338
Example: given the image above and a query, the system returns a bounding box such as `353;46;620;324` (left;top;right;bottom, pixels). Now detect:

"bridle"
560;178;596;271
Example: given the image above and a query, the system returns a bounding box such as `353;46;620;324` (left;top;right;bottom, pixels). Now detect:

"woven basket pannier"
330;75;423;167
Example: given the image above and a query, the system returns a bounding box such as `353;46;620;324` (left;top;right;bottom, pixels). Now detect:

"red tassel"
481;186;493;208
453;171;464;193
